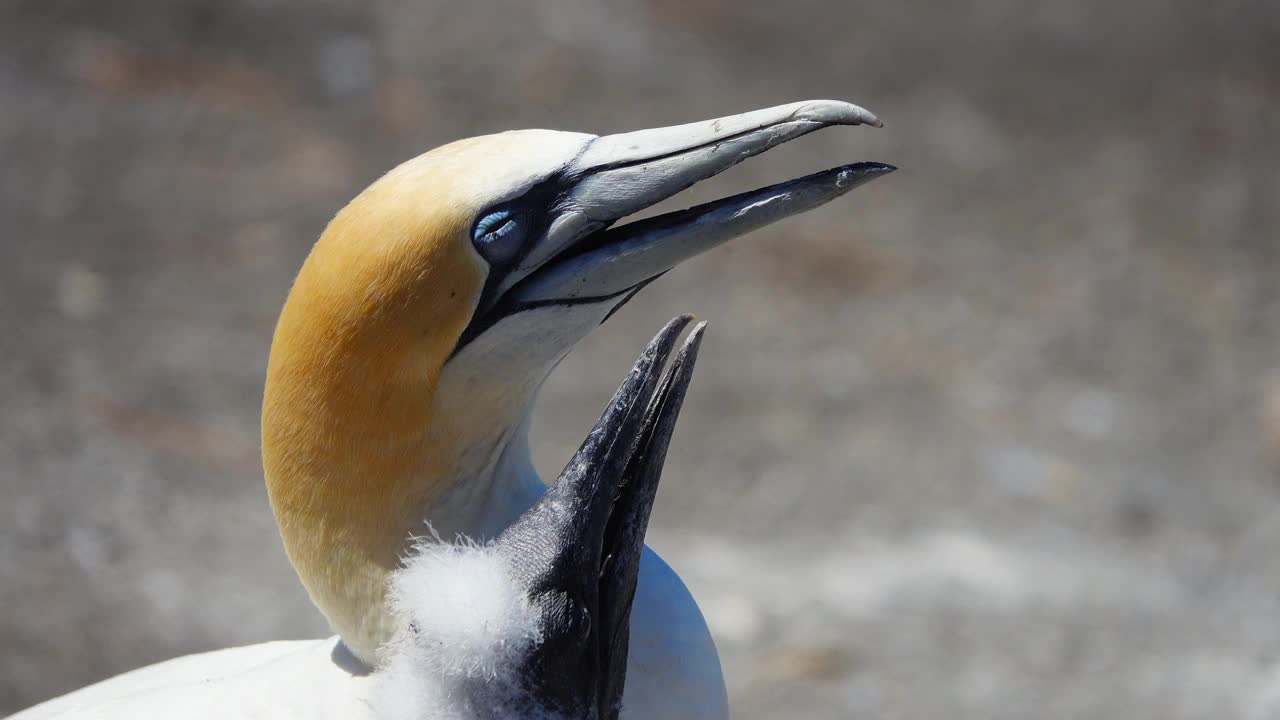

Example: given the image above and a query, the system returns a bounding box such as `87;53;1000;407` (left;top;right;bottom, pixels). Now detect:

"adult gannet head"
262;99;893;665
377;319;703;720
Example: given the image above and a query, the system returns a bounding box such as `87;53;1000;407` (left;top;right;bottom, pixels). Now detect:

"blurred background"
2;1;1279;718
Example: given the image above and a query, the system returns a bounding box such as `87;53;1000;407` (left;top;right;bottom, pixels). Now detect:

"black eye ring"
473;209;527;266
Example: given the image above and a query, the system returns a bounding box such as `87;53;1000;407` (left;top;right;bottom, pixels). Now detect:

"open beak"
465;100;893;340
494;316;705;718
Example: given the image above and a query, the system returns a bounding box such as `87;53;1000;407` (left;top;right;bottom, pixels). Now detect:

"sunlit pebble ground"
2;2;1280;719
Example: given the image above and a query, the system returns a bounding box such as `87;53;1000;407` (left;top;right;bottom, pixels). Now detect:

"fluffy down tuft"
373;536;562;720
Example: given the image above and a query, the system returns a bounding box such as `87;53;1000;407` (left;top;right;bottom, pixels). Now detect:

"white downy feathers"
372;537;560;720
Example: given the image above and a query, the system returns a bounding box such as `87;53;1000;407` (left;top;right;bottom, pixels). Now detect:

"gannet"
10;99;892;720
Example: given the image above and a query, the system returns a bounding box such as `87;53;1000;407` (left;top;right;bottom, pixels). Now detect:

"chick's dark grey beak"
494;316;706;719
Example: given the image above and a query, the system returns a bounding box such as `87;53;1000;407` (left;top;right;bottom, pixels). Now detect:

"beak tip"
659;314;696;339
829;161;897;194
689;320;709;341
793;99;881;130
855;162;897;180
675;321;709;369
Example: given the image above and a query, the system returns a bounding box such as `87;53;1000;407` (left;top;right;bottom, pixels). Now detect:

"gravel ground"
2;2;1279;718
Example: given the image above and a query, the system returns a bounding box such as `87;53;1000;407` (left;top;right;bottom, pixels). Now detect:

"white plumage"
374;538;546;720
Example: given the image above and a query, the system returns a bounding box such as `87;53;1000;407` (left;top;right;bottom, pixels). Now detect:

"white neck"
428;411;548;542
422;303;610;544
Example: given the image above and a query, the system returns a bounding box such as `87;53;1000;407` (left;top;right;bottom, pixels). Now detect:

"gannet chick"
377;318;705;720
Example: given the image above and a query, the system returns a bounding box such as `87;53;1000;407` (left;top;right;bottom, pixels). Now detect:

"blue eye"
472;210;526;265
474;211;513;239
